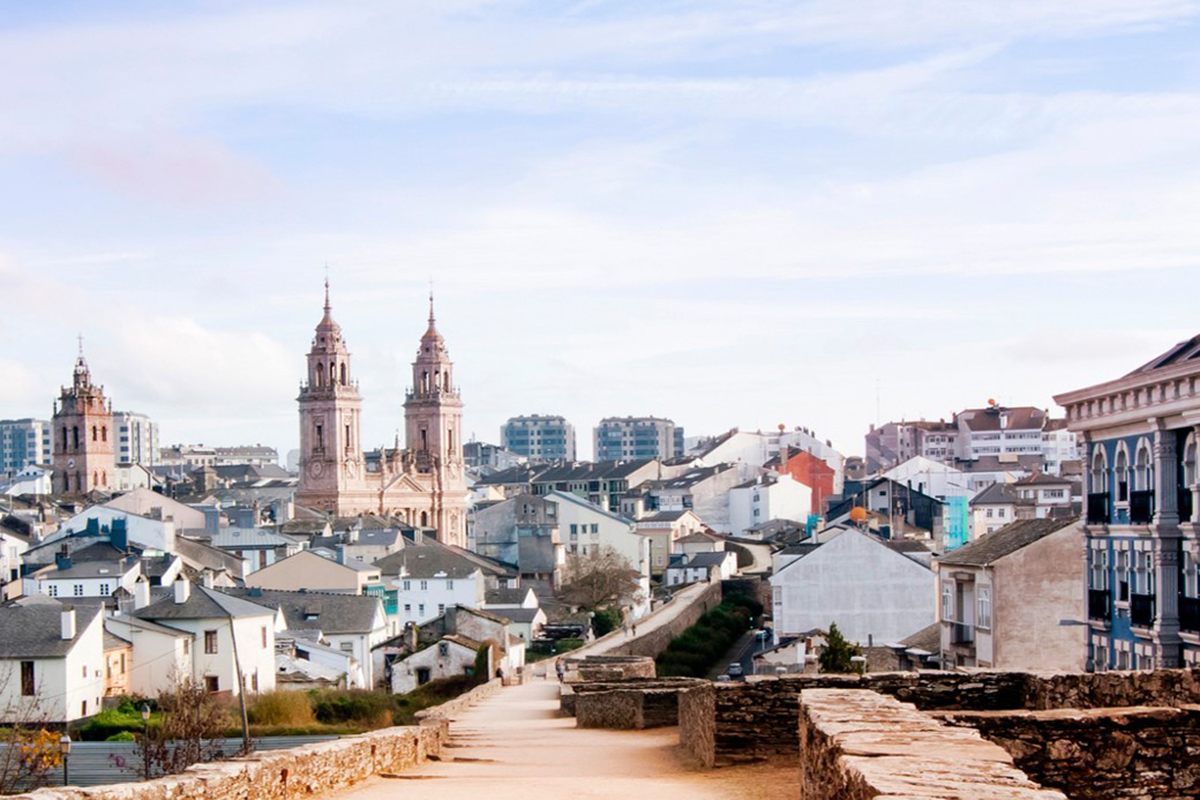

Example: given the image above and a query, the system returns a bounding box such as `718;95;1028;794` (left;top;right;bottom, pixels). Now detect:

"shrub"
592;607;623;637
77;706;156;742
247;691;316;727
106;731;137;742
818;622;862;674
309;690;393;728
555;638;584;653
655;596;757;678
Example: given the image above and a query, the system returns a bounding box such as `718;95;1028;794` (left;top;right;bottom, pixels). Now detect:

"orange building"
766;449;836;515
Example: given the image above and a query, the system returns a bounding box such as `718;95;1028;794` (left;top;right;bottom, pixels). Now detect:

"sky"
1;1;1199;461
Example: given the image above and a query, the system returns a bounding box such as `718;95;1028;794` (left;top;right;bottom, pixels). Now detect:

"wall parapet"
799;688;1066;800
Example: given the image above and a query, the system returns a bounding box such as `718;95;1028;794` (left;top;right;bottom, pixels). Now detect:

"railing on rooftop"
1130;593;1156;628
1087;492;1111;525
951;622;974;645
1088;588;1111;622
1130;490;1155;525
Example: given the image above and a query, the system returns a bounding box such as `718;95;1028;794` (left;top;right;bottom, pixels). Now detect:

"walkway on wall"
567;580;712;660
329;681;794;800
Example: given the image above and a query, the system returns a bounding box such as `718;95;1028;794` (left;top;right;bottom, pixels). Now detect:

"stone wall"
570;581;723;662
939;705;1200;800
678;684;715;768
570;678;706;730
696;668;1200;764
799;688;1065;800
10;682;504;800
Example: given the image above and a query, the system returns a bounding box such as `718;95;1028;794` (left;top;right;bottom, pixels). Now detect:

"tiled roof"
938;517;1079;567
134;584;275;621
374;545;482;579
0;596;102;658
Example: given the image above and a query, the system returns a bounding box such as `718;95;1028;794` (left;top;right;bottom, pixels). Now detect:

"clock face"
67;458;75;469
308;461;324;478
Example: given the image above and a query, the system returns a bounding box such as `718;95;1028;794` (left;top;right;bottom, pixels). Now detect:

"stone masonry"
939;705;1200;800
799;689;1066;800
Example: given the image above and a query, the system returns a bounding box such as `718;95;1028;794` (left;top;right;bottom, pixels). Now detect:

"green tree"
818;622;862;674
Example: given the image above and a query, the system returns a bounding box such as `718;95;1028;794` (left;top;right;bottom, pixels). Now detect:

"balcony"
1181;596;1200;633
951;622;975;645
1088;588;1111;621
1130;593;1156;628
1129;490;1155;525
1087;492;1111;524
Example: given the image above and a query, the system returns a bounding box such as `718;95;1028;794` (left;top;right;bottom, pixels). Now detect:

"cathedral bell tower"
295;281;366;512
403;295;465;535
52;340;115;495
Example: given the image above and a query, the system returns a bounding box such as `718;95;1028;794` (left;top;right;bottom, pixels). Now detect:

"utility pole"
226;611;251;755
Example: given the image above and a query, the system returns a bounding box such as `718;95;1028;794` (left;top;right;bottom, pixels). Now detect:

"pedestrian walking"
622;622;630;637
555;659;566;683
632;623;638;636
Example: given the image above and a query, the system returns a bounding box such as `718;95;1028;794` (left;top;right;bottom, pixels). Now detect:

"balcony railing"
1180;489;1194;523
1088;588;1111;621
1087;492;1111;524
1181;596;1200;633
1130;593;1156;628
951;622;975;645
1129;490;1155;525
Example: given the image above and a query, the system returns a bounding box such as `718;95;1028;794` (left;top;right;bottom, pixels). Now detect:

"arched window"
74;471;81;491
422;371;429;394
92;470;98;486
329;363;336;384
60;426;67;452
101;471;107;487
1134;439;1153;492
315;363;324;388
1091;446;1108;494
72;426;79;450
101;426;107;443
443;371;450;391
1115;443;1130;503
92;425;98;442
420;510;429;527
340;363;347;385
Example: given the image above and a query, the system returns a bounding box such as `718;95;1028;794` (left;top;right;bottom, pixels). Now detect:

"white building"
728;473;812;536
769;528;936;646
104;610;193;697
0;597;106;723
882;457;975;501
1;465;53;498
112;411;159;467
24;551;143;600
133;578;278;696
52;506;176;554
0;419;52;478
375;545;487;626
664;550;737;587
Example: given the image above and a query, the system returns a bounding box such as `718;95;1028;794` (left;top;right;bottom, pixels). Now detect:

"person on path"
555;659;565;683
622;622;630;637
632;623;638;636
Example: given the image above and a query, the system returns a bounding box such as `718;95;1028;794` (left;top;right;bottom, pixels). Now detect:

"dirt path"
329;680;797;800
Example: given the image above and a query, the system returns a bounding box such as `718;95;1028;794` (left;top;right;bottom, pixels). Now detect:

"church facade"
294;285;469;548
52;347;115;495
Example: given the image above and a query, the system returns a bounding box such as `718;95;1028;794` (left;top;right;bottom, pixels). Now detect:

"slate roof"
0;597;102;659
971;483;1019;506
779;543;822;558
373;545;482;579
880;538;932;555
40;559;137;580
209;528;291;549
1126;333;1200;375
958;406;1047;432
223;588;383;634
1013;472;1073;486
485;587;533;606
103;631;131;650
639;510;692;522
899;622;941;654
938;517;1080;568
655;465;733;490
496;607;543;624
683;551;730;568
133;584;275;621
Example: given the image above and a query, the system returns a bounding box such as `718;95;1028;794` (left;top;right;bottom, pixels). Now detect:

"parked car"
727;663;744;677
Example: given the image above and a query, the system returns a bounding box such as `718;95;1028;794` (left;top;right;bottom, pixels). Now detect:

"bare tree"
558;546;643;612
135;677;232;778
0;672;64;795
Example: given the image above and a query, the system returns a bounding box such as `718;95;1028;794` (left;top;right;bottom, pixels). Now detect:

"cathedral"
52;344;115;495
294;283;470;548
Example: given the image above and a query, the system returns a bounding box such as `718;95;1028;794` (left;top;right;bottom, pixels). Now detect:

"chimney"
174;577;191;604
202;570;215;589
134;576;151;610
61;606;76;640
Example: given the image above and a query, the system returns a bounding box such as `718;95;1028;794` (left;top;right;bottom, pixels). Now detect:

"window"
418;603;425;615
205;676;219;693
941;584;954;621
204;630;218;655
1115;446;1129;502
99;583;109;596
404;603;412;613
977;587;992;629
986;509;993;518
120;653;126;674
82;700;87;717
998;508;1006;518
570;524;578;535
438;642;449;657
251;673;259;692
20;661;34;696
438;603;445;614
183;638;190;655
261;627;268;648
73;584;84;597
591;524;599;534
402;580;411;591
419;580;428;591
340;642;353;652
446;580;453;590
47;585;57;597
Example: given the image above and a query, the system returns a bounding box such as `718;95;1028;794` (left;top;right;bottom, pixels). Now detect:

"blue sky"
1;1;1198;460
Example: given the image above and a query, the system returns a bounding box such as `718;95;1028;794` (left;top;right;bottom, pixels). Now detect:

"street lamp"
141;703;152;780
850;655;867;675
58;734;71;786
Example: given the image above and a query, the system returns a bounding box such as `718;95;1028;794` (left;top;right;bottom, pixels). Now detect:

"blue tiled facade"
1056;334;1200;670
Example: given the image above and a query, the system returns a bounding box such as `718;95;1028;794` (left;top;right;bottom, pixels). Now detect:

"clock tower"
52;341;115;495
295;281;368;512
